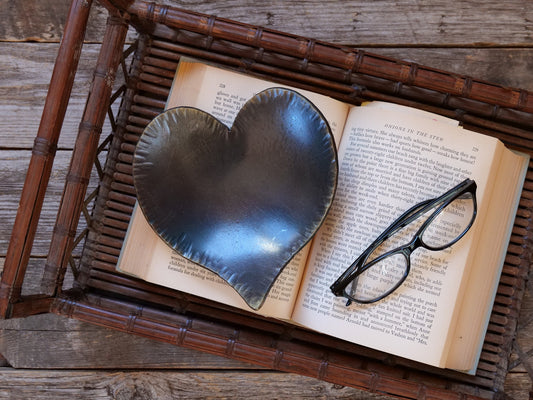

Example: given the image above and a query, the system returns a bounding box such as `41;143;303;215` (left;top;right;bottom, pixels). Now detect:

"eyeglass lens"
346;191;476;303
421;192;475;249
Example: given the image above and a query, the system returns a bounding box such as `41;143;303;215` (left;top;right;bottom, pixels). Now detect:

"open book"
117;58;529;372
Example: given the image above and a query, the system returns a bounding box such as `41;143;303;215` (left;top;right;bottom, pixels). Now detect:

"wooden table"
1;1;533;398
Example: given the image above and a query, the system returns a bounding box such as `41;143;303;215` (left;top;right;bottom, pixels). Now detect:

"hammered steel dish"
133;88;338;309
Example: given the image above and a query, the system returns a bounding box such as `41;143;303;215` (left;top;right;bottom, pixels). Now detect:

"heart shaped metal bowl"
133;88;338;310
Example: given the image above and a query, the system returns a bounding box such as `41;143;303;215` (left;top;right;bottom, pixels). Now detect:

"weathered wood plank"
0;43;120;149
0;149;60;257
0;313;259;370
0;150;99;257
2;0;533;46
0;257;75;297
0;0;132;44
0;368;393;400
504;372;533;400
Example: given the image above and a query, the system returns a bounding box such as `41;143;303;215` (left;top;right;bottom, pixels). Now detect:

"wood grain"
0;150;99;257
0;313;257;370
0;43;120;149
1;0;533;399
2;0;533;46
0;368;397;400
0;257;75;297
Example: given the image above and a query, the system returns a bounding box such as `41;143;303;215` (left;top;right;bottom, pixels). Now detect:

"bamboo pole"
41;14;130;295
0;0;94;318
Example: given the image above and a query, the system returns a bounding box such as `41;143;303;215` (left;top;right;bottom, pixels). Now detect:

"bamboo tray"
3;1;533;398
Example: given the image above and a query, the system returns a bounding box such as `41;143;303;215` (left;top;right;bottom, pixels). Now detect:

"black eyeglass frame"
330;178;478;305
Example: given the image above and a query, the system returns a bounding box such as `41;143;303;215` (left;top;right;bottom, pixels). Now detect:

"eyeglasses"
330;178;477;305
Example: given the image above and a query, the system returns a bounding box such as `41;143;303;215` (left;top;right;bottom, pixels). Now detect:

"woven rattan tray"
3;1;533;398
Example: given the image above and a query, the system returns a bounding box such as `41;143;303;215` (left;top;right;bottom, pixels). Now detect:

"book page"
362;101;459;126
117;59;350;318
292;104;501;367
446;147;529;371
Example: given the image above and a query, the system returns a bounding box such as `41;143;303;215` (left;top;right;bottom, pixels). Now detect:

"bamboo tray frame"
3;0;533;398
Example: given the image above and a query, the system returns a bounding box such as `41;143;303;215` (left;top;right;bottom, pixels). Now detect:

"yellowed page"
446;147;529;371
117;59;350;318
116;204;160;277
362;101;460;126
292;104;501;367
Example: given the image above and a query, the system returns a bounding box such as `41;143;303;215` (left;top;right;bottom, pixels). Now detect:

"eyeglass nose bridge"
385;235;424;274
361;234;420;275
407;235;425;254
394;233;442;274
